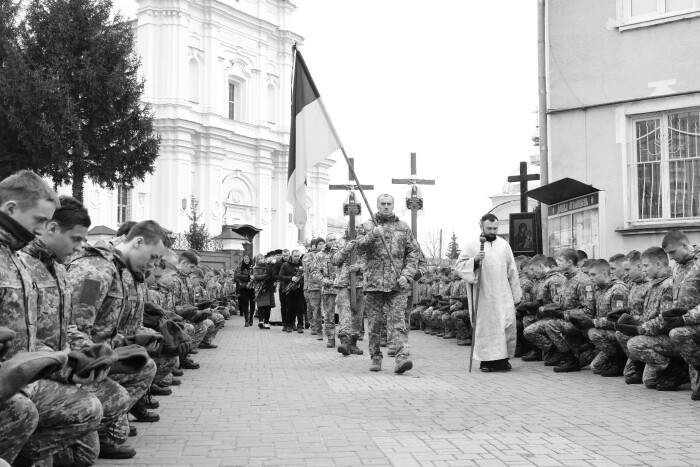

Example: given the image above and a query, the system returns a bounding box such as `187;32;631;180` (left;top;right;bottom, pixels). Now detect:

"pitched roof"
87;225;117;236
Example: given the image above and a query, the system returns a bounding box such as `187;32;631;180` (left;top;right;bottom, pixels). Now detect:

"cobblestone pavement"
97;316;700;467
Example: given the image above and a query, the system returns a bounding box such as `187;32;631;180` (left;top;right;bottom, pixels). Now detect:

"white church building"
71;0;333;253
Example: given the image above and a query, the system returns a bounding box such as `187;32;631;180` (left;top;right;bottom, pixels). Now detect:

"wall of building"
547;0;700;257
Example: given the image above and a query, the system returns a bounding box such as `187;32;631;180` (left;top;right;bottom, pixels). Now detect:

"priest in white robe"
456;214;522;372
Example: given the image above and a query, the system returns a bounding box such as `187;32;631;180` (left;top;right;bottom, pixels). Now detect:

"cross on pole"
391;152;435;305
329;158;374;312
507;161;540;212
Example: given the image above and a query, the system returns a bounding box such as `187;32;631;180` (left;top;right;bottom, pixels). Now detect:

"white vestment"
455;236;522;361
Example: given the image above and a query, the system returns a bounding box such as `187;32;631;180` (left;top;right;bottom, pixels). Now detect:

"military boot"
98;443;137;460
326;337;336;348
543;349;562;366
130;396;160;423
656;359;690;391
553;351;581;373
387;348;396;357
443;332;456;339
369;357;382;372
394;357;413;374
600;354;626;377
337;336;350;356
348;337;364;355
521;349;543;362
625;360;644;385
456;339;470;346
380;337;388;347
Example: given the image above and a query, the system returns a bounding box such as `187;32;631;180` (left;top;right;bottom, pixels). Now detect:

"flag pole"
340;148;403;279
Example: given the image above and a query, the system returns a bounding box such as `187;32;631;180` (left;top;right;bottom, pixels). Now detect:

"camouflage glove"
614;313;641;336
607;308;629;324
569;314;594;330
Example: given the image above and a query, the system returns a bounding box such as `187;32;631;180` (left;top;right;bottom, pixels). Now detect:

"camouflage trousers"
524;319;561;362
448;309;471;341
669;325;700;392
215;306;231;320
409;306;426;328
421;307;435;331
365;290;410;361
153;355;179;386
81;378;131;447
305;290;323;334
545;318;588;353
322;293;337;339
18;379;103;466
627;334;681;389
202;312;225;345
184;320;208;349
335;287;364;340
0;393;39;463
616;331;644;378
442;310;456;336
109;357;157;414
588;328;623;358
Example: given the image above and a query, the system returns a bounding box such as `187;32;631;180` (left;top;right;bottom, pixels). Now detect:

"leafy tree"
185;196;210;251
0;0;160;201
445;232;461;260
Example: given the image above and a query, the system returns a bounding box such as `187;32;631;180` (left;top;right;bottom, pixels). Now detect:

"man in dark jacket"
279;250;305;333
273;250;290;330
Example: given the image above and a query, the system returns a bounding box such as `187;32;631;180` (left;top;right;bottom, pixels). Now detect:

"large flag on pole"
287;47;343;230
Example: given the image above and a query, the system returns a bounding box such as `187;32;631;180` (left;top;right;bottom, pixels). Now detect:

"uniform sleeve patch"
78;278;101;306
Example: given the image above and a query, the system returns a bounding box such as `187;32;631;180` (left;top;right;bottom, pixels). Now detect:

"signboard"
548;193;599;217
343;203;361;216
406;197;423;211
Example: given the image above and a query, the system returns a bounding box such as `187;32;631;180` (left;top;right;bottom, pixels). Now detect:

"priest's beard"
483;233;497;242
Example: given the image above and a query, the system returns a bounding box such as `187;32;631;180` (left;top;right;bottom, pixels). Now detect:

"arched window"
267;84;276;124
189;58;200;103
227;78;245;121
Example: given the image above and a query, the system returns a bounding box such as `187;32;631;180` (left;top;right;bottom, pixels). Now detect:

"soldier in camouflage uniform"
0;172;105;466
521;256;565;364
564;259;629;376
543;249;595;372
356;195;420;374
193;268;226;343
515;256;535;357
68;221;165;430
616;247;673;385
22;197;137;462
317;235;340;347
422;271;451;335
442;273;469;340
333;238;365;356
626;233;700;393
302;239;324;334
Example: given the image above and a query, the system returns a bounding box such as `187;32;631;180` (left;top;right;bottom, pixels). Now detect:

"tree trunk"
72;163;84;202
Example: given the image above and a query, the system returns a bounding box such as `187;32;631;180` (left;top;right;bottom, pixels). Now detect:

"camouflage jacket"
317;246;340;294
302;251;323;291
206;279;222;299
531;278;543;303
535;270;565;305
592;278;629;329
67;242;142;349
0;218;38;360
148;284;175;311
449;280;468;309
356;214;420;293
519;273;535;303
332;244;365;289
172;270;195;307
559;269;595;319
20;238;89;353
194;284;210;301
627;277;651;318
639;273;674;335
675;249;700;325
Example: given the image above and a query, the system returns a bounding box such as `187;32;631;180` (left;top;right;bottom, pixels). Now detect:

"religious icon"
509;212;539;256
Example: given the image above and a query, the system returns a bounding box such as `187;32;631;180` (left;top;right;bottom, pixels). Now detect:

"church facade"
72;0;333;253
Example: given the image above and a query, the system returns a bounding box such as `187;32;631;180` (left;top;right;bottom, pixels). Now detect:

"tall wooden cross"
329;158;374;311
507;161;540;212
391;152;435;304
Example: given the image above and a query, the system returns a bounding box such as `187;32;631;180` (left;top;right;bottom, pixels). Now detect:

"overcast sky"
114;0;539;251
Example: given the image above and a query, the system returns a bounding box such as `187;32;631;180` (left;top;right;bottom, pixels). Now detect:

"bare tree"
419;229;443;266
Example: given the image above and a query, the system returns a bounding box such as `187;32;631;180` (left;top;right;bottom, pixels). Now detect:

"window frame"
620;0;700;29
116;185;132;225
228;82;236;120
629;107;700;224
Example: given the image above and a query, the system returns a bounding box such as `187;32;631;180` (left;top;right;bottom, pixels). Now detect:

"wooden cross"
507;161;540;212
391;152;435;306
329;158;374;312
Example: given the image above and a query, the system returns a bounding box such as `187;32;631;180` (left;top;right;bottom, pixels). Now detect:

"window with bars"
117;185;132;224
228;83;236;120
631;109;700;221
625;0;700;22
